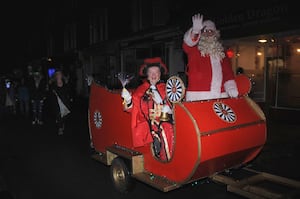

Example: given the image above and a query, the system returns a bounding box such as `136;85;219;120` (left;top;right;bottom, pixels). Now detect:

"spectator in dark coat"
28;71;48;125
17;77;30;118
49;70;73;135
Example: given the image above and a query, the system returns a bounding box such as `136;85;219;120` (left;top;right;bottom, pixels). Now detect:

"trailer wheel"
110;157;133;193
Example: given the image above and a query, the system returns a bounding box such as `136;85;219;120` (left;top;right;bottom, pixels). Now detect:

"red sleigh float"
88;74;267;193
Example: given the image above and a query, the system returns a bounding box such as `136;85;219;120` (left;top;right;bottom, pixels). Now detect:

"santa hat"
203;20;216;31
139;57;168;77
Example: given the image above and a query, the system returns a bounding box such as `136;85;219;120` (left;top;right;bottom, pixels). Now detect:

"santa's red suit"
183;19;238;101
125;80;174;161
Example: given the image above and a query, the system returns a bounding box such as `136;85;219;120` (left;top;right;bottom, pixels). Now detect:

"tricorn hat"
139;57;168;77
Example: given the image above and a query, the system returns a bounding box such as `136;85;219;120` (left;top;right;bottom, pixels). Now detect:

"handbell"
160;111;169;121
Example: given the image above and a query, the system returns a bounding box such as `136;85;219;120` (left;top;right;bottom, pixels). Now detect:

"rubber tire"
110;157;133;193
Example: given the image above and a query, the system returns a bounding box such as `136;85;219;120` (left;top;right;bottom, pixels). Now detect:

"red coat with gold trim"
126;81;169;147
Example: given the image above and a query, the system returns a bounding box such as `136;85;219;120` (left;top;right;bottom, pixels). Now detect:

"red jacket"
126;81;168;147
182;42;235;92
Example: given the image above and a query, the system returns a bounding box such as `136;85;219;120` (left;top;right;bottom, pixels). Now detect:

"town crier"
183;13;238;101
121;57;174;161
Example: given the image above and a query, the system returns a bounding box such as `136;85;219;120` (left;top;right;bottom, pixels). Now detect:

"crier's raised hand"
121;88;132;104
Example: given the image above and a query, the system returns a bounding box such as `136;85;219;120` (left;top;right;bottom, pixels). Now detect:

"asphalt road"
1;98;300;199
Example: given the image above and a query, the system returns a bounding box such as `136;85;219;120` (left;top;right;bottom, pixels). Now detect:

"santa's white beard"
198;34;225;60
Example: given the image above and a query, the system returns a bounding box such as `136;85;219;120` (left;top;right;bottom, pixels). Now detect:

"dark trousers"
31;99;44;122
56;113;65;130
19;99;30;117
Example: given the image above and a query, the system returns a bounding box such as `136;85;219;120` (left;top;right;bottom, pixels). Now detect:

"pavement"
251;114;300;180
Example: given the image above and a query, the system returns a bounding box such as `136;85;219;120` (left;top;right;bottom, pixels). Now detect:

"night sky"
1;1;45;74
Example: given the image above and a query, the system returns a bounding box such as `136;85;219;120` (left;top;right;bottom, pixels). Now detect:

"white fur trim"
210;56;222;94
203;20;216;31
183;28;199;47
185;91;228;101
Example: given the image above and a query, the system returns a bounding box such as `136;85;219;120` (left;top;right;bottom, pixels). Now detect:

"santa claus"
183;13;238;101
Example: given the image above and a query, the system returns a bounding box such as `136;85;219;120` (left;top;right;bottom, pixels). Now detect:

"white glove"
224;80;239;98
150;85;163;104
192;13;203;34
162;105;172;114
86;75;93;86
227;88;238;98
121;88;132;103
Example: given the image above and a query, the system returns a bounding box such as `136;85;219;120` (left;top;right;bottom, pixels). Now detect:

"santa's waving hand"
192;13;203;34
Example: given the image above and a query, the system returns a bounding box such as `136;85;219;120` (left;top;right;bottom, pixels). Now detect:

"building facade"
28;0;300;111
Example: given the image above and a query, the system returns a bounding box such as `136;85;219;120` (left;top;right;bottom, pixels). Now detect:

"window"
89;11;107;44
64;23;77;51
